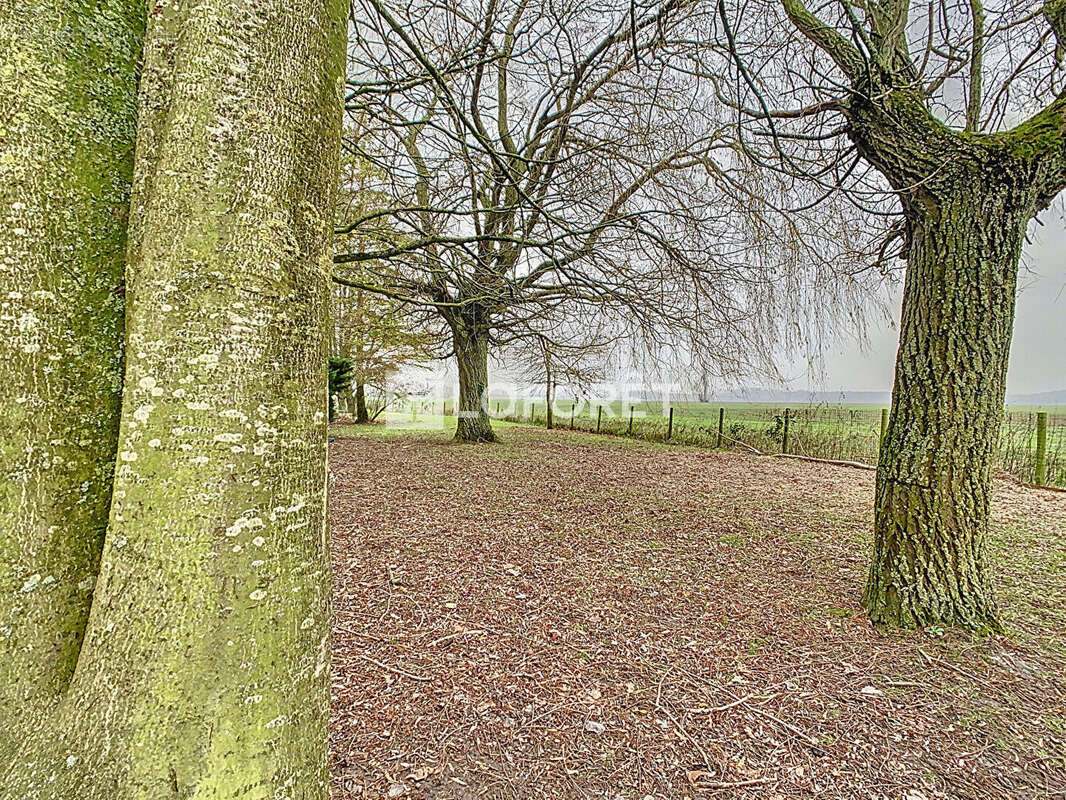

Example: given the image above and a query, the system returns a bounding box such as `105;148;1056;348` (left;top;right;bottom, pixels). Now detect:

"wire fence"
1000;411;1066;486
494;401;1066;489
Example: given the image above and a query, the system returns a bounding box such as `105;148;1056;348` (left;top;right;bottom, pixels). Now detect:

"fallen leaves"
328;426;1066;799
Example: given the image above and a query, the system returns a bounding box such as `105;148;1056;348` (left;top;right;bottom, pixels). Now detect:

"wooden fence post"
718;407;724;448
596;405;602;433
529;403;535;422
628;405;634;434
667;407;674;440
1035;411;1048;486
880;408;888;448
782;408;790;455
570;403;575;429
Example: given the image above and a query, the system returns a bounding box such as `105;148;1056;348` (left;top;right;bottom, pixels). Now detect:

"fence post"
782;408;790;455
718;407;724;448
880;408;888;448
570;403;575;429
628;405;634;434
496;402;500;414
530;403;535;422
1035;411;1048;486
667;407;674;441
596;405;602;433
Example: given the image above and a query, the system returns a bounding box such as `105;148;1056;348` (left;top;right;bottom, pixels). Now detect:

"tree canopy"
338;0;882;440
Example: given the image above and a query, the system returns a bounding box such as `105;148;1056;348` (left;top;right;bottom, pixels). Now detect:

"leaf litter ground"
328;424;1066;800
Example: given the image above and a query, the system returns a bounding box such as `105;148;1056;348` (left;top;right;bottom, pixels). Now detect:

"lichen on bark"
0;0;347;796
0;0;143;753
842;71;1055;632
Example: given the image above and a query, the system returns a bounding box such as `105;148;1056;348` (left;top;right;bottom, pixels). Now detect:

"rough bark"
865;176;1030;631
846;84;1044;630
354;382;370;423
450;319;496;442
0;0;142;750
1;0;346;796
776;0;1066;632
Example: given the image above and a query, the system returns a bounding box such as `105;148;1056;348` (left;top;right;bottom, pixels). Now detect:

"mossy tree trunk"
865;177;1031;631
1;0;347;796
0;0;142;752
842;72;1065;632
779;0;1066;631
449;312;496;442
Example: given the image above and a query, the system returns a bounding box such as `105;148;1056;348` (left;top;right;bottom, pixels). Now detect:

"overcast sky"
788;210;1066;395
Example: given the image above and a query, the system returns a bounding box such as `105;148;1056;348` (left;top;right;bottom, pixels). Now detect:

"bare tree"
708;0;1066;629
337;0;879;441
502;312;615;429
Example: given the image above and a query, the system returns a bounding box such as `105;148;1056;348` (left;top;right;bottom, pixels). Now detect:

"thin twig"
693;776;776;790
774;453;877;471
351;652;434;682
655;667;715;768
427;629;488;647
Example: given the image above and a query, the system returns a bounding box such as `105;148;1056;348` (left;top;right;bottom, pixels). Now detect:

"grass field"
375;395;1066;487
470;400;1066;487
328;424;1066;799
487;399;1066;421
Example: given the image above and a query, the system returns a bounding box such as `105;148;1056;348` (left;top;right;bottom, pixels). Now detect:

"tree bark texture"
1;0;346;796
847;84;1046;630
866;177;1029;631
451;319;496;442
0;0;142;750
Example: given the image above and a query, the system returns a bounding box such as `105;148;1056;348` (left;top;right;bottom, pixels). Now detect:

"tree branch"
779;0;865;78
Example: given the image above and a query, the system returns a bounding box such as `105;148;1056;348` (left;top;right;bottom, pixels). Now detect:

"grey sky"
794;211;1066;395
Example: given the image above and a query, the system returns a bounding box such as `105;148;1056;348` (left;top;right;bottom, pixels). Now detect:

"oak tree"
712;0;1066;629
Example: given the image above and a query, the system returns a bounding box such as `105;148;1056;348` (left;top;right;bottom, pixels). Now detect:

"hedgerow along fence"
489;401;1066;489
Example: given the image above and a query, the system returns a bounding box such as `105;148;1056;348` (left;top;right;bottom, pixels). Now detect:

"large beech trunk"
452;323;496;442
0;0;141;750
864;180;1029;632
1;0;346;796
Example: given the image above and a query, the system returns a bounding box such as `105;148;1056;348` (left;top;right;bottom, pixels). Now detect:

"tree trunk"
545;381;554;430
864;179;1030;632
452;323;496;442
355;382;370;423
1;0;346;795
0;0;141;751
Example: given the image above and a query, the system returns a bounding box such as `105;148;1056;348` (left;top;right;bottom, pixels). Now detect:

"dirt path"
328;425;1066;799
